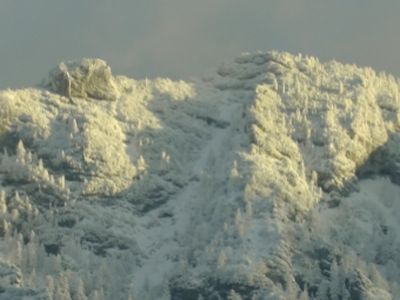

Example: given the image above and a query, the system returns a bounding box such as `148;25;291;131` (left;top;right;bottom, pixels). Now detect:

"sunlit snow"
0;52;399;299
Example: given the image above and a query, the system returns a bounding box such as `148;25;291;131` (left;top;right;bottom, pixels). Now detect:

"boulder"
45;58;120;100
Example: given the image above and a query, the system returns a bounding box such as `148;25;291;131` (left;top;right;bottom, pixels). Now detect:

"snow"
0;51;399;299
129;93;244;298
316;177;400;266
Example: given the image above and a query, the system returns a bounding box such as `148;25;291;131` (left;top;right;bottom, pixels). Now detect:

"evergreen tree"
74;278;88;300
47;275;55;300
54;273;72;300
16;140;26;163
70;118;79;134
0;190;7;214
298;289;309;300
227;290;243;300
27;268;36;288
369;264;389;291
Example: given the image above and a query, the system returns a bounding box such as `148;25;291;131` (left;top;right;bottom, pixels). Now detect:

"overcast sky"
1;0;400;88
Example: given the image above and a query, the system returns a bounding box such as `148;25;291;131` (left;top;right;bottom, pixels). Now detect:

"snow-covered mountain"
0;51;400;299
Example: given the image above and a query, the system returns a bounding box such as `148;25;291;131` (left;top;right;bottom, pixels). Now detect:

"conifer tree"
227;290;242;300
16;140;26;162
74;278;88;300
0;190;7;214
46;275;55;300
54;273;72;300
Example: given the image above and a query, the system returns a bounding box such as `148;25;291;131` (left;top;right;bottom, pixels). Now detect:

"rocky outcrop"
44;58;120;100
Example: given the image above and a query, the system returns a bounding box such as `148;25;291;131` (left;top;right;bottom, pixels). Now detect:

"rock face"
0;51;400;299
45;58;120;100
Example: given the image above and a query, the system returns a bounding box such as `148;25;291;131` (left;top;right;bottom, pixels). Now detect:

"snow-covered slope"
0;52;400;299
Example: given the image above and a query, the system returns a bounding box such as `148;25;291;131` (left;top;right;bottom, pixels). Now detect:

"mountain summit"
0;51;399;299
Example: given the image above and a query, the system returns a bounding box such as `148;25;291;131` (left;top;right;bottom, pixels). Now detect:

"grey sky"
1;0;400;88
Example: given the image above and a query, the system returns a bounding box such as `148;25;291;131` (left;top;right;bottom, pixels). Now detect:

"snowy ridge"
0;52;399;299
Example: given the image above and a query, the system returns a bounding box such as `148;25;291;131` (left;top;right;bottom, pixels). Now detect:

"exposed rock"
45;58;120;100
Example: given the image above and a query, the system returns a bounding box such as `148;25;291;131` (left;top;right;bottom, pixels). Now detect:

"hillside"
0;51;399;299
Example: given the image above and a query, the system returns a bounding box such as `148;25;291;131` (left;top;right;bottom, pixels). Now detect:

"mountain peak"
0;51;400;299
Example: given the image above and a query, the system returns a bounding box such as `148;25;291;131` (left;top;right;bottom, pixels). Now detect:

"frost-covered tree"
0;190;7;214
227;290;243;300
0;219;9;237
69;118;79;134
73;278;87;300
298;290;309;300
58;175;66;190
16;140;26;162
136;155;147;175
47;275;55;300
88;289;104;300
369;264;390;292
0;149;11;172
27;268;36;288
54;273;72;300
217;250;228;270
328;260;343;300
